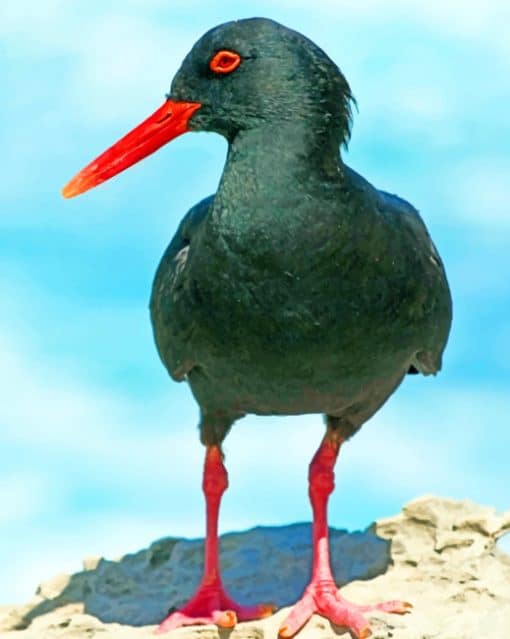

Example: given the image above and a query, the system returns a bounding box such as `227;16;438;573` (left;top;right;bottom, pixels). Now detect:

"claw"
361;599;413;615
279;591;315;637
280;579;412;639
213;610;237;628
259;603;277;618
157;582;274;633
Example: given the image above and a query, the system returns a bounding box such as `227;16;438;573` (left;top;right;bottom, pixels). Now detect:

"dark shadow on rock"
19;523;392;629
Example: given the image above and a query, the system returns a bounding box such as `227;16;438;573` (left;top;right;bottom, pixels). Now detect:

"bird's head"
62;18;354;199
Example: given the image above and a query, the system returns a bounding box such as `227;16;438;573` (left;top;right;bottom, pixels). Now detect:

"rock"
2;496;510;639
82;556;102;572
36;574;71;600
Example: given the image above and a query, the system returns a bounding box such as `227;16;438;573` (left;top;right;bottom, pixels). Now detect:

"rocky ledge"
1;496;509;639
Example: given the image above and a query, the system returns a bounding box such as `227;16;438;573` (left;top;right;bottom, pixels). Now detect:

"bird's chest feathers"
201;181;340;291
206;157;342;272
182;192;350;351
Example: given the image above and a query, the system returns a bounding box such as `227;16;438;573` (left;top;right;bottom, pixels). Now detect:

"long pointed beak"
62;99;202;199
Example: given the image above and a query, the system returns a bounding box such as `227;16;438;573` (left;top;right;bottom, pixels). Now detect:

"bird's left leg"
279;418;411;639
157;445;274;633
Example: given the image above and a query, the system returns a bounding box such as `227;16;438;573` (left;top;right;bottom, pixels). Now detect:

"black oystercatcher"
62;18;452;639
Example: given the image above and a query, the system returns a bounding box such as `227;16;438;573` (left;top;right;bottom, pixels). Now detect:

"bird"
62;17;452;639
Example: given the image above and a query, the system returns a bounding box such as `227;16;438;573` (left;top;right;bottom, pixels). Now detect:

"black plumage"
149;18;451;445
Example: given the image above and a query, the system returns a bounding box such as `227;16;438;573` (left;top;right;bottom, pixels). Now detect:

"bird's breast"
177;219;418;369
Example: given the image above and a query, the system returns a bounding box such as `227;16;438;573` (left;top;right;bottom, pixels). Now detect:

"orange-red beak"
62;99;202;199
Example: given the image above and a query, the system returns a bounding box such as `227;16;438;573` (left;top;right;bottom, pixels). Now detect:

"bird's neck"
211;121;344;231
226;121;343;183
204;122;345;255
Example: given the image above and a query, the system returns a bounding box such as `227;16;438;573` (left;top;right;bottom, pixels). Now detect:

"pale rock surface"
1;496;509;639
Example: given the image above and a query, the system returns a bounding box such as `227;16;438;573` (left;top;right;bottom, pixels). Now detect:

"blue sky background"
1;0;509;604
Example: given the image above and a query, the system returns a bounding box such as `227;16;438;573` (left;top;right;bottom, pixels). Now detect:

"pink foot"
156;579;275;633
279;579;412;639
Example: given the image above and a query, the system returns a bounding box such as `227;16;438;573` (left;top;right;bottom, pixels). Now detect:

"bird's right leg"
279;418;411;639
157;444;274;633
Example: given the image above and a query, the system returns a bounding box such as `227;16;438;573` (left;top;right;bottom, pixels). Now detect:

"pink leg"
157;446;274;633
279;429;411;639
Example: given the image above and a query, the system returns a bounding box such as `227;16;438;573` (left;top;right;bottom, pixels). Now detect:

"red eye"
209;50;242;74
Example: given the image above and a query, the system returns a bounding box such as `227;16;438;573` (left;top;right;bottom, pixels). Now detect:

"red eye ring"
210;50;242;74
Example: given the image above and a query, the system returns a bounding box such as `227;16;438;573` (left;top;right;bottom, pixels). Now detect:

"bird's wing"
149;195;214;381
376;189;453;376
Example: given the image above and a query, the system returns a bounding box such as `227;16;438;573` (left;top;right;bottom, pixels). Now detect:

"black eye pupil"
220;56;231;66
